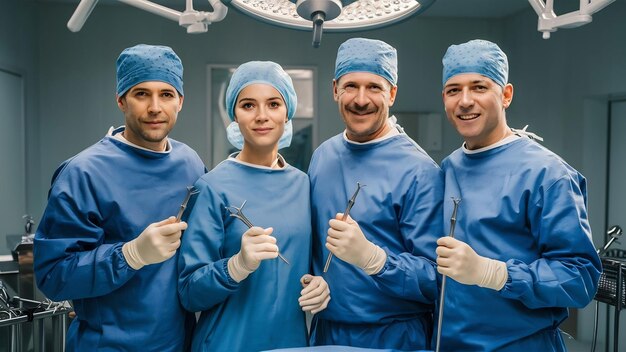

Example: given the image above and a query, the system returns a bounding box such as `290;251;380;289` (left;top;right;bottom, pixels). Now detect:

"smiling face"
234;83;287;153
334;72;397;143
442;73;513;150
117;81;183;151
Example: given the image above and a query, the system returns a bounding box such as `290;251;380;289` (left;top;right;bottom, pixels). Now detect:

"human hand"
326;214;385;274
123;216;187;270
299;274;330;314
436;237;507;290
238;227;279;272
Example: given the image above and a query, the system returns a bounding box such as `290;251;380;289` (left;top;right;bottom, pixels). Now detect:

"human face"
234;84;287;153
334;72;397;142
117;81;183;151
442;73;513;150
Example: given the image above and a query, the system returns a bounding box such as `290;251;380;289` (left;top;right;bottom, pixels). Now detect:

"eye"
161;92;175;98
445;88;459;95
473;85;488;92
269;101;282;108
134;91;148;97
241;102;254;109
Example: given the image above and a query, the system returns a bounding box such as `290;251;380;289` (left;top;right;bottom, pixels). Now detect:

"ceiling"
43;0;533;19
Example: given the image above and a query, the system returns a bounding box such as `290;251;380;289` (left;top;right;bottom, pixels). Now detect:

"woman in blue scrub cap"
178;61;330;352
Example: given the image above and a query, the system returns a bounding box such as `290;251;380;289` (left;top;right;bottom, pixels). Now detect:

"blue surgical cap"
334;38;398;86
116;44;184;96
442;39;508;87
225;61;297;121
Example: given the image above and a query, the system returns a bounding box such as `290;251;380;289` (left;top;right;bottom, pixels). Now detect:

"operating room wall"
0;0;40;251
4;0;624;346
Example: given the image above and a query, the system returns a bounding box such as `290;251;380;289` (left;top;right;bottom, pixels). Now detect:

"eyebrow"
444;79;490;89
238;96;283;102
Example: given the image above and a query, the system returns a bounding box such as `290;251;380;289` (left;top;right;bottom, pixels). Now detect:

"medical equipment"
176;186;199;222
323;182;364;273
529;0;616;39
66;0;433;47
591;225;623;352
226;201;290;265
435;197;461;352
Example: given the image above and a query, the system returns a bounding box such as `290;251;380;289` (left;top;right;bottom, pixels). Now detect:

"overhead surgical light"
67;0;434;47
528;0;615;39
229;0;433;47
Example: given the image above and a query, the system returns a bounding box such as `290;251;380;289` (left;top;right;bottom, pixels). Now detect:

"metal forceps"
323;182;365;273
435;197;461;352
226;201;290;265
176;186;199;222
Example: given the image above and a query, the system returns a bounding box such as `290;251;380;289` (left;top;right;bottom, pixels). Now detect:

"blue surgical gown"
307;126;443;350
34;127;206;352
437;136;602;351
178;156;311;352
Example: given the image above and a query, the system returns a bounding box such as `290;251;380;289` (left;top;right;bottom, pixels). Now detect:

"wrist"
122;241;145;270
478;258;508;290
360;243;387;275
227;252;253;283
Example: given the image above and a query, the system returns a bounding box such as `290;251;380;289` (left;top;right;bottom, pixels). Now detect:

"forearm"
371;250;438;304
35;242;135;301
178;258;239;312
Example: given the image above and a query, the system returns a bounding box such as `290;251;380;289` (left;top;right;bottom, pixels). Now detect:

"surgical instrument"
323;182;365;273
176;186;199;222
435;197;461;352
226;201;290;265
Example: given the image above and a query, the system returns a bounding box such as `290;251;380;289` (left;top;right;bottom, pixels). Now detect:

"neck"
237;146;279;168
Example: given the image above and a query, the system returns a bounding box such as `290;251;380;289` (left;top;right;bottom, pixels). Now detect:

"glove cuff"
360;244;387;275
122;241;146;270
227;252;254;283
478;258;508;291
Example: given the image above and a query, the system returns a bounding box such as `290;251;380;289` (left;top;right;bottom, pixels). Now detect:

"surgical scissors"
226;201;290;265
176;186;199;222
435;197;461;352
323;182;365;273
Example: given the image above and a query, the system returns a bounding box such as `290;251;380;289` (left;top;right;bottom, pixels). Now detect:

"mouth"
457;113;479;121
253;127;273;134
347;108;376;116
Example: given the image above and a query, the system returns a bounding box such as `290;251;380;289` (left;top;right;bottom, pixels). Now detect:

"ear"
502;83;514;109
177;95;184;112
116;94;126;112
332;80;339;102
388;85;398;107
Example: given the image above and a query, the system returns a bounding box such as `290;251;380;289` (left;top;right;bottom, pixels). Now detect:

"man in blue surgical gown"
308;37;444;350
435;39;602;351
34;44;206;351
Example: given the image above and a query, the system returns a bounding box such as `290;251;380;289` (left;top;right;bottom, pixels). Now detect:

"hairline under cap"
335;70;397;87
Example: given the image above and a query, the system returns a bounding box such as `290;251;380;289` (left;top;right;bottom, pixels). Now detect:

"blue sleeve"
371;166;443;304
177;178;239;312
34;167;136;301
500;175;602;308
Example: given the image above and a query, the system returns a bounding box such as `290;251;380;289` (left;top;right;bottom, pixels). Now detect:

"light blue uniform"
178;156;311;352
308;126;443;350
34;127;206;352
438;136;601;351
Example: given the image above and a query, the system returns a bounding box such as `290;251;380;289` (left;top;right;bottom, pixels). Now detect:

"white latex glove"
436;237;508;290
326;213;386;275
227;227;278;282
299;274;330;314
122;216;187;270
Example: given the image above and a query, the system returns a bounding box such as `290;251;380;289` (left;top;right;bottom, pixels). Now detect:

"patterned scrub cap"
116;44;184;96
334;37;398;86
442;39;508;87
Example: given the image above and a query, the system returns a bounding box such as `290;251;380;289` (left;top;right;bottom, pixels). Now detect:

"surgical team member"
308;38;443;350
178;61;330;352
435;39;602;351
34;44;206;351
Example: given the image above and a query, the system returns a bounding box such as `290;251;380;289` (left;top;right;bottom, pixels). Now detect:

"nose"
147;96;162;114
255;106;270;122
353;86;370;106
459;88;474;108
